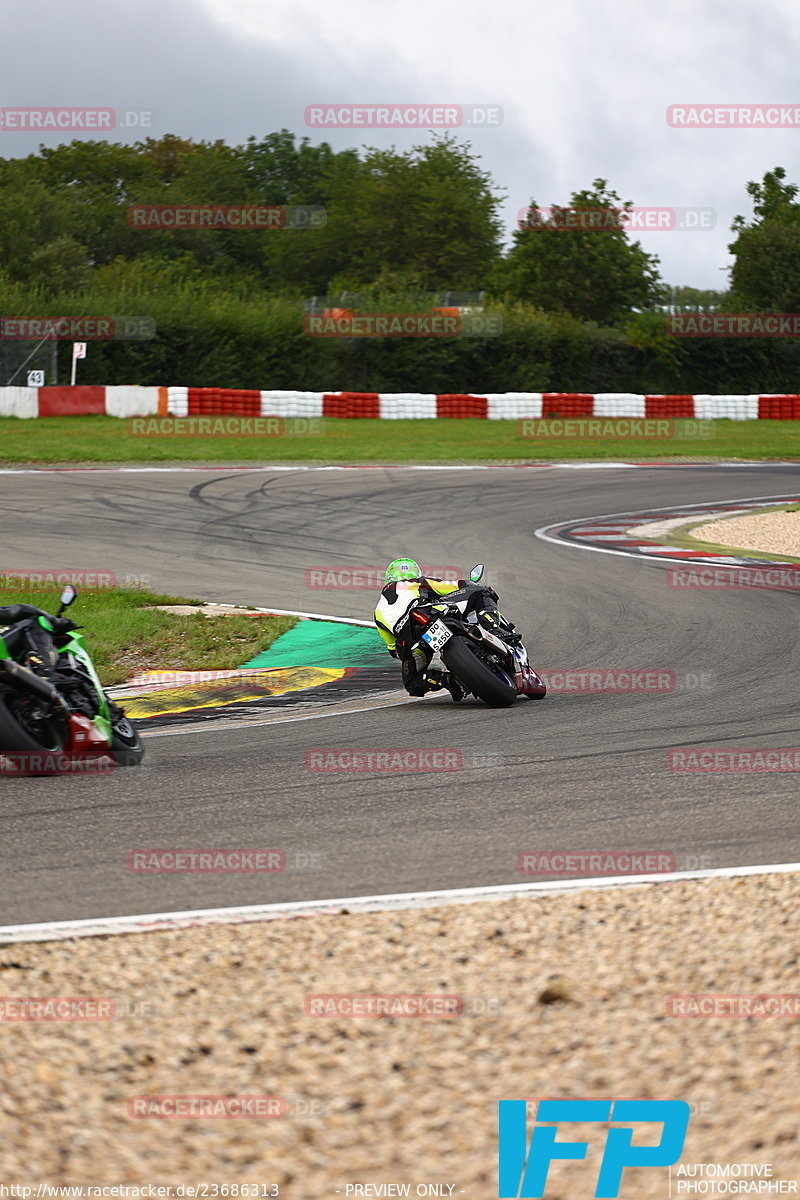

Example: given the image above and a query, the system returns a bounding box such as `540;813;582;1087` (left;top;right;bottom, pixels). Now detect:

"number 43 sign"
498;1100;690;1198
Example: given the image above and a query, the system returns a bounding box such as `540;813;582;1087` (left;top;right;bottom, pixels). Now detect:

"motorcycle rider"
0;603;74;679
374;558;521;702
0;596;136;748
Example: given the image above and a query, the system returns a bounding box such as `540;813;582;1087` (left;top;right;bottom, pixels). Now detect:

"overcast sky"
3;0;800;288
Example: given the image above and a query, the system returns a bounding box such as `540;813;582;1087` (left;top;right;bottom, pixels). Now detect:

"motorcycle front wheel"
108;709;145;766
0;690;67;775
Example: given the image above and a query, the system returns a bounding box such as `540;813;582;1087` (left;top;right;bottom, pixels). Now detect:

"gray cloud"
3;0;800;287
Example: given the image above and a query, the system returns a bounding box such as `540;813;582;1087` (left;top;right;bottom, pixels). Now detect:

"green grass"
0;587;296;685
2;415;800;462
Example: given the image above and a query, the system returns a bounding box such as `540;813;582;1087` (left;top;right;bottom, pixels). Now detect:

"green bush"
3;268;800;393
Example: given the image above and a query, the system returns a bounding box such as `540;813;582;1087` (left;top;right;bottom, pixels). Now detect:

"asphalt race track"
2;462;800;925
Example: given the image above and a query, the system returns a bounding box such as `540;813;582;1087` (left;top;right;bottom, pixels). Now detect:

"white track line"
1;861;797;944
247;605;372;626
0;464;519;475
534;491;800;565
0;463;769;476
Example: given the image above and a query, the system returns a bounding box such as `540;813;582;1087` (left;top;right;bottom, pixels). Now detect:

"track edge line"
2;861;798;943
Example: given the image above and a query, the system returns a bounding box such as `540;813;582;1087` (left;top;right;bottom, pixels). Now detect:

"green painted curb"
238;619;385;671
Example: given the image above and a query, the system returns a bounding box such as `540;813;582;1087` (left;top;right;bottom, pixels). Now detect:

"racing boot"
444;674;467;703
478;607;521;646
423;668;466;702
22;644;59;681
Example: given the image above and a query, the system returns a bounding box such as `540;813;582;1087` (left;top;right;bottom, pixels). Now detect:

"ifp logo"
498;1099;690;1197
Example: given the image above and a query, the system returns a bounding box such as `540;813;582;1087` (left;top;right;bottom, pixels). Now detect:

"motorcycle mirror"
469;564;485;583
58;584;78;614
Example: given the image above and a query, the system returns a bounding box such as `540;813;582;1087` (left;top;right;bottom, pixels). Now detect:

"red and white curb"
0;861;797;943
0;385;165;419
162;388;800;422
536;493;800;567
5;385;800;421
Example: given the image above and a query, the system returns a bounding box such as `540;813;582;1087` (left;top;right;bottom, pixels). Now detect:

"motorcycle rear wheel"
441;636;517;708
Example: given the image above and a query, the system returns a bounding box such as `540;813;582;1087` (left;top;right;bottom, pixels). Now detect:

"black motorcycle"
393;565;546;708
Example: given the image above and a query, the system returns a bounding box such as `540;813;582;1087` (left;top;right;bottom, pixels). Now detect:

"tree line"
0;133;797;390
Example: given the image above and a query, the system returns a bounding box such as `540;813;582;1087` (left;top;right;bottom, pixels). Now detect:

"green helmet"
385;557;421;584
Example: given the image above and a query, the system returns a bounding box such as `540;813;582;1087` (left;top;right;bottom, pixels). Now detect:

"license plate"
421;619;452;652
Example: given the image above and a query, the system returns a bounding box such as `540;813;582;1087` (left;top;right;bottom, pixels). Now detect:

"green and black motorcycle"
0;585;144;774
